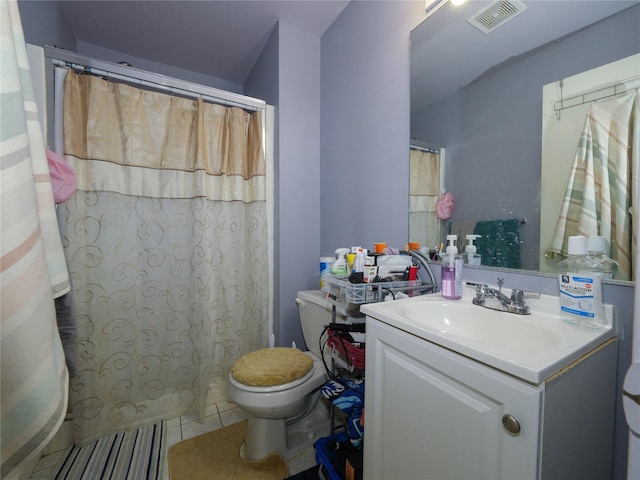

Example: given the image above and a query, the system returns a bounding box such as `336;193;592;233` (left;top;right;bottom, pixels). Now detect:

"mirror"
410;0;640;278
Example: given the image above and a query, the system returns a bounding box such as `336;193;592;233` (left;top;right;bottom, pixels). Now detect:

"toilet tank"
296;290;363;359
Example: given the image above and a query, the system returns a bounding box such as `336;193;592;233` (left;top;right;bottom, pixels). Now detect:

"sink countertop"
360;286;615;384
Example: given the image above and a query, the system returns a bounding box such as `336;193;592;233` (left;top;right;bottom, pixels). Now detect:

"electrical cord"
318;325;364;400
320;325;352;378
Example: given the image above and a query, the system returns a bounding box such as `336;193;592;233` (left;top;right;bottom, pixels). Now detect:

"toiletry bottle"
320;256;335;289
463;234;482;266
586;235;619;280
346;253;356;273
441;235;463;300
556;235;605;329
354;248;367;272
331;248;350;278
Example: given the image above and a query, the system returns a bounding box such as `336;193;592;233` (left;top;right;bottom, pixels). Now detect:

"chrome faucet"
472;278;531;315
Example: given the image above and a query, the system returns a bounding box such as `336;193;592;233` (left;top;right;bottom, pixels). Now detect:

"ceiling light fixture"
425;0;466;19
424;0;448;18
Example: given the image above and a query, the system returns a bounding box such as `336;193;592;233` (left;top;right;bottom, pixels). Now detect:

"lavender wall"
17;0;76;52
275;22;321;348
244;27;281;341
320;1;425;255
76;42;242;93
247;21;321;349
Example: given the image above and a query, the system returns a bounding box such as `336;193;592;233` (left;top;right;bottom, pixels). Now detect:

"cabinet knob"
502;414;521;435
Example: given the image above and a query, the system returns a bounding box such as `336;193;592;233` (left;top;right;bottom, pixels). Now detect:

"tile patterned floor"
29;401;317;479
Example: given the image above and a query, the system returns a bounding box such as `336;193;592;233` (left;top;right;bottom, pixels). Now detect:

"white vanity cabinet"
363;317;617;480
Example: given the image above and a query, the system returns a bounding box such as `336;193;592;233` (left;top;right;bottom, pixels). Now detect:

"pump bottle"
556;236;605;329
441;235;463;300
586;235;619;280
463;234;482;266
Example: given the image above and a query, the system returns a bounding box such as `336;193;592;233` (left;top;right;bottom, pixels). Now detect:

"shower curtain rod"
45;46;266;112
553;74;640;113
410;144;440;154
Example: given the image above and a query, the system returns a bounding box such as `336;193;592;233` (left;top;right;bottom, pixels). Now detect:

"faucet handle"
472;284;489;307
509;289;531;315
475;284;490;297
510;289;525;305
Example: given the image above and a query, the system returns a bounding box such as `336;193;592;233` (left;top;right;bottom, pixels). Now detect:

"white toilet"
228;289;360;460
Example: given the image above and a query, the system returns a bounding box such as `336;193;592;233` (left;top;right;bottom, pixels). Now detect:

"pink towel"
436;192;454;220
46;148;76;203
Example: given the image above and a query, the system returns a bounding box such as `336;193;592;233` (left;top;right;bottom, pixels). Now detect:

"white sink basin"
360;289;615;384
397;301;564;349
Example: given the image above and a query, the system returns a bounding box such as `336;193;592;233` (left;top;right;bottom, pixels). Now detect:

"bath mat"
168;420;289;480
53;421;166;479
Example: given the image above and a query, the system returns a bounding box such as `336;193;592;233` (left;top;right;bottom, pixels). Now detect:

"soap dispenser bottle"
463;234;482;266
441;235;463;300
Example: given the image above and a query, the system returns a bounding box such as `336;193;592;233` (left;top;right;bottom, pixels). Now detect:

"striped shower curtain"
60;70;270;444
1;1;69;477
548;90;639;281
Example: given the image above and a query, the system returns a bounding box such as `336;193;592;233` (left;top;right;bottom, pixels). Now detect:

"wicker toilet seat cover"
231;347;314;387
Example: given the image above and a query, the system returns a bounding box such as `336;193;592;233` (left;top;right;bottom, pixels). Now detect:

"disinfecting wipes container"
320;256;334;290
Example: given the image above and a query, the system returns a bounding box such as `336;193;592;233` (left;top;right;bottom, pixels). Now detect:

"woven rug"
168;420;289;480
53;421;166;479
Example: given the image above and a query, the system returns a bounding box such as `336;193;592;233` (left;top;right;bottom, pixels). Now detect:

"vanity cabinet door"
363;318;543;480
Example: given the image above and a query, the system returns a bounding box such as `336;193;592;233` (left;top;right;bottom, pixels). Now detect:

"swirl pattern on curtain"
61;71;269;444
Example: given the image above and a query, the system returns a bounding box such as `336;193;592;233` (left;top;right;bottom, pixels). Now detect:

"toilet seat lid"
229;366;315;393
230;347;314;387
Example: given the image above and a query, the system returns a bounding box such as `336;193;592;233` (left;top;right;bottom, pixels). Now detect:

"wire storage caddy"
323;275;424;304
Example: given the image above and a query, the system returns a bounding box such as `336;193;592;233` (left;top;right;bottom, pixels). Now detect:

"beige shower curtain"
61;71;270;444
409;147;441;249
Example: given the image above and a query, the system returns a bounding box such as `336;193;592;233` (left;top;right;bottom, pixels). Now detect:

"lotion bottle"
557;236;605;329
441;235;463;300
463;234;482;266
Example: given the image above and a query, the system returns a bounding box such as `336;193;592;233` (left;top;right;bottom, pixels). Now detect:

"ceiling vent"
467;0;527;34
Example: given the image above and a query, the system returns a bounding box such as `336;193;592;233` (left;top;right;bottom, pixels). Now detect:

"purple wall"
246;22;321;349
77;42;242;93
320;1;425;255
275;22;321;348
17;0;76;52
